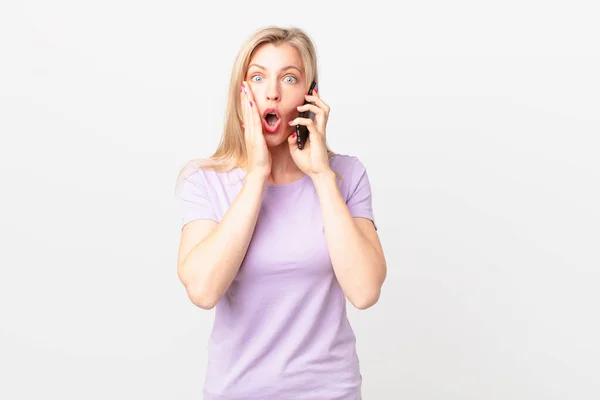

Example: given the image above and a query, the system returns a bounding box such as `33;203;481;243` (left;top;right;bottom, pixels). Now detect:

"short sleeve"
179;171;218;229
346;158;377;230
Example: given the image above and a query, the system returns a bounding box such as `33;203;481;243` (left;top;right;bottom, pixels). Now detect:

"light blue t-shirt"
179;154;376;400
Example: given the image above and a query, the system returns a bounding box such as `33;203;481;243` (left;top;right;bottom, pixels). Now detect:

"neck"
269;142;301;172
267;141;304;184
240;140;304;185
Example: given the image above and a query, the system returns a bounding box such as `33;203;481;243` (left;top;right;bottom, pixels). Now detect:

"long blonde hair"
174;26;336;194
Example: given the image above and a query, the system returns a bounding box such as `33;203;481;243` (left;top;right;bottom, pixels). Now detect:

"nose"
266;81;280;102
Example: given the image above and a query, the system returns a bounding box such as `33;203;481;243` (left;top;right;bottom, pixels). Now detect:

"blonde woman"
176;26;386;400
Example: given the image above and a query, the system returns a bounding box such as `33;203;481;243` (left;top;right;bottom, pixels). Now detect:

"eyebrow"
248;64;302;74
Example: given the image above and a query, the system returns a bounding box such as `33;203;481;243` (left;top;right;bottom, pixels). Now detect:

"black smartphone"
296;80;318;150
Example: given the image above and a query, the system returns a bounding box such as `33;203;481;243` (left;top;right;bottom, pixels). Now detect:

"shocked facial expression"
245;43;307;146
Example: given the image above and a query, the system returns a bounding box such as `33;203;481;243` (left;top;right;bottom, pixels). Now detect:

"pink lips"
262;118;281;133
262;107;282;134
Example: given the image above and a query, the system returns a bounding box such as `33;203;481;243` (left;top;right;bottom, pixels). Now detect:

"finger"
297;103;327;132
242;84;255;141
304;93;330;115
296;103;325;116
288;117;320;138
288;117;314;126
242;82;259;137
243;81;254;108
243;81;262;130
240;84;247;130
242;82;252;126
287;131;297;150
241;84;249;131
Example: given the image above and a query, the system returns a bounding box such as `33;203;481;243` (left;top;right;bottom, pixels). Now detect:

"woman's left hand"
287;89;333;178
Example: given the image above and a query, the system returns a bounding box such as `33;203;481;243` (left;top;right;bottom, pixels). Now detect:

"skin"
242;42;333;184
177;43;387;310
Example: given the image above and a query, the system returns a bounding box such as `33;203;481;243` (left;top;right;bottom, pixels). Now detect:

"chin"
264;129;292;147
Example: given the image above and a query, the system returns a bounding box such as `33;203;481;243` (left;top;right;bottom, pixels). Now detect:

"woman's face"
245;43;307;146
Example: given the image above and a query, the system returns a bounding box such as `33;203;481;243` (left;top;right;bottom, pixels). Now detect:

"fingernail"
292;132;296;138
314;88;318;95
240;86;243;93
249;101;253;107
288;120;294;125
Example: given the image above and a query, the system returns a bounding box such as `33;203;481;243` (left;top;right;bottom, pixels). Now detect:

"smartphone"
296;80;318;150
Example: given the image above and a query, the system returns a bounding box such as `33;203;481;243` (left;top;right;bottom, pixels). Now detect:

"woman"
176;26;386;400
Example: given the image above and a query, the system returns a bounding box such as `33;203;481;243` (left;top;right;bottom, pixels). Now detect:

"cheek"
248;82;262;96
292;89;305;104
285;94;305;115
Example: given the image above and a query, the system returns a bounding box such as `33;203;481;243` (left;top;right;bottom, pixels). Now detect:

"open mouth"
262;109;281;133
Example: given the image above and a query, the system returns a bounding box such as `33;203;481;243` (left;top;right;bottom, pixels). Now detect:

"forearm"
181;173;267;308
312;170;385;309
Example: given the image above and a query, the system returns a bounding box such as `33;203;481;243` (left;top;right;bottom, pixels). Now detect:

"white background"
1;1;599;399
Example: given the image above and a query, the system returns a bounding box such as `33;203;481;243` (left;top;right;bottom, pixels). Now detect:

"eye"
251;75;263;82
284;76;297;83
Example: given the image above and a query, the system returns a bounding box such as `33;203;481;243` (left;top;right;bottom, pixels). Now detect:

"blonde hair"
174;26;337;194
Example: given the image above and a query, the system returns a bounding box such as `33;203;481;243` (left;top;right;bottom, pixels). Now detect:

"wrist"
310;168;336;188
245;171;269;187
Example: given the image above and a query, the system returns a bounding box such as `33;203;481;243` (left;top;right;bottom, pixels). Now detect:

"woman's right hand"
241;81;271;179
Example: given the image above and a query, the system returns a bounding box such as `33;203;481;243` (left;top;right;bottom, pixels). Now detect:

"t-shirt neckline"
235;168;311;191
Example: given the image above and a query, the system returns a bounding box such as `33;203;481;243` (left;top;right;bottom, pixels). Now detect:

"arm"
177;173;267;309
312;170;387;310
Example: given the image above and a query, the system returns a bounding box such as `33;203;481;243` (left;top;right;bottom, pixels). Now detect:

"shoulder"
177;160;242;198
182;161;241;186
329;153;368;180
328;153;373;200
329;153;376;226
